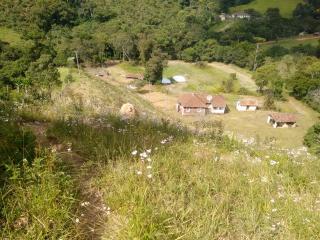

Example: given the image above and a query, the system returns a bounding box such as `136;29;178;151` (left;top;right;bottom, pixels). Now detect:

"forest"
0;0;320;110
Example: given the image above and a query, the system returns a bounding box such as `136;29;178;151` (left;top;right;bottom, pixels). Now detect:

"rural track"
25;121;107;240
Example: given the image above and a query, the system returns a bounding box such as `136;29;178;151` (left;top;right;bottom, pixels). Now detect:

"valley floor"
85;61;319;149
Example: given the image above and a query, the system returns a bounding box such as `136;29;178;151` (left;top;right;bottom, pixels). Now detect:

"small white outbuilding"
236;99;258;111
172;75;186;83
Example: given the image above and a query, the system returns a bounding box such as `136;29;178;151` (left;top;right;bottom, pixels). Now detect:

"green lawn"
164;61;232;93
118;62;145;74
231;0;304;18
261;37;320;49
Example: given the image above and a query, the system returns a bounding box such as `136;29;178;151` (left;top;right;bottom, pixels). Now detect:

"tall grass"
0;152;77;239
45;114;320;239
47;115;190;163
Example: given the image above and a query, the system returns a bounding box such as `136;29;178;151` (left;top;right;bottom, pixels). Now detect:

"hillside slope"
231;0;303;17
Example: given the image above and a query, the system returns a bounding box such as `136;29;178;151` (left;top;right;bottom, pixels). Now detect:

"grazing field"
110;61;319;149
164;61;231;93
230;0;304;18
261;36;320;49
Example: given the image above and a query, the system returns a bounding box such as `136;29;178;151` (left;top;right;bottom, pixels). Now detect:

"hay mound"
120;103;137;119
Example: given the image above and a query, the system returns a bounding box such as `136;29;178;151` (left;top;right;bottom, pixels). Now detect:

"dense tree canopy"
0;0;320;108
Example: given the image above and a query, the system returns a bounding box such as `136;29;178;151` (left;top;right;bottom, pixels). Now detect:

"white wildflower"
272;208;277;212
270;160;278;166
131;150;138;156
75;218;80;223
67;147;72;152
147;174;152;179
146;149;152;153
147;158;152;162
81;201;90;207
261;176;268;183
136;170;142;175
270;198;275;203
140;152;147;159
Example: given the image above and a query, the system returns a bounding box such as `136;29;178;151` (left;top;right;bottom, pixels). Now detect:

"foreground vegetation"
46;113;320;239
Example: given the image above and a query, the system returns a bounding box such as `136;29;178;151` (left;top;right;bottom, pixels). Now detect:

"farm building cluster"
176;93;297;128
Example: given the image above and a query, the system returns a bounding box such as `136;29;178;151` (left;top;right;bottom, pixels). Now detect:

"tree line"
0;0;319;106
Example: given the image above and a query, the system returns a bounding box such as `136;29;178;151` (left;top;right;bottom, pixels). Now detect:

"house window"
197;108;202;113
185;108;191;113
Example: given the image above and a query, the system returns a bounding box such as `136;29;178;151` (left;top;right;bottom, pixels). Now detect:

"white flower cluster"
132;148;154;179
160;136;174;144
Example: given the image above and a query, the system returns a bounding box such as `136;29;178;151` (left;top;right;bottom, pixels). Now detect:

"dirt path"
25;122;107;239
208;62;257;91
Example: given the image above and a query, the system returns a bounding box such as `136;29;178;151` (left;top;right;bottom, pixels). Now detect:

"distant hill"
230;0;304;18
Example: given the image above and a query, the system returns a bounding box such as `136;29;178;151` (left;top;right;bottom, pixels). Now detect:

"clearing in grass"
230;0;304;18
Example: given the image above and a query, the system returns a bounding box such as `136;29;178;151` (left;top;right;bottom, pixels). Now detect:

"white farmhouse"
267;113;297;128
236;99;259;111
177;93;227;116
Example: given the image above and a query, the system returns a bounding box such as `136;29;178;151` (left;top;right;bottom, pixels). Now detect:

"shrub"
0;120;36;185
304;123;320;155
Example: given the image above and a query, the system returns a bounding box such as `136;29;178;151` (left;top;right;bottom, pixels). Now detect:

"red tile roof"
269;113;297;123
239;99;258;106
178;93;208;108
212;95;227;108
178;93;226;108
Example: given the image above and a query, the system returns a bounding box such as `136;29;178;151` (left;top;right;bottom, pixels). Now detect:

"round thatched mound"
119;103;137;119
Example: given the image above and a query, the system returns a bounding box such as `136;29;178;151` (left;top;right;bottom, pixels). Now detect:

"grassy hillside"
261;37;320;49
2;61;319;239
46;67;161;119
231;0;304;18
46;114;320;239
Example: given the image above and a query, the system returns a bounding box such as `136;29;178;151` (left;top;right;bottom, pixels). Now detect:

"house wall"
275;122;297;128
178;105;206;116
267;116;297;128
236;101;257;111
210;106;226;114
267;116;272;124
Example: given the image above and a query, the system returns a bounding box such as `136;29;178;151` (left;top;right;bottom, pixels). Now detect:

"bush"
237;87;252;95
263;92;276;110
0;120;36;185
304;123;320;155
